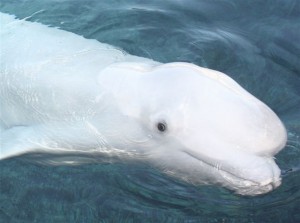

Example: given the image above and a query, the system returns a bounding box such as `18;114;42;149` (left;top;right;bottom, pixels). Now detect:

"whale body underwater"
0;13;287;195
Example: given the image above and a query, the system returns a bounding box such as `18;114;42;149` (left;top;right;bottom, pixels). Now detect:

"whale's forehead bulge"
99;62;286;195
138;63;286;154
98;62;287;156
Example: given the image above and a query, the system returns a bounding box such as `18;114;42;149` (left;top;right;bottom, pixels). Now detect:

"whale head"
98;62;287;195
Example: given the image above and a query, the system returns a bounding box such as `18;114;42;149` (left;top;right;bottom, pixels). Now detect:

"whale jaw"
180;148;282;196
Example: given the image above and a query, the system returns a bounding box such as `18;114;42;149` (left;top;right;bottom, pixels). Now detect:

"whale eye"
157;122;167;132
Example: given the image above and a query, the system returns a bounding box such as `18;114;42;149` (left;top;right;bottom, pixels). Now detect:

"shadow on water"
1;0;300;222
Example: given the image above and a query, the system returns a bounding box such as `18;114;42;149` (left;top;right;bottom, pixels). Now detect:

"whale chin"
183;150;282;196
215;163;282;196
226;174;282;196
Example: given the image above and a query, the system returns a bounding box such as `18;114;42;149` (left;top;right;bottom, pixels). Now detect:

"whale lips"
183;149;282;195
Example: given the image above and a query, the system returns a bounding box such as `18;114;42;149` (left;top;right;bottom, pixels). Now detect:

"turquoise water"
0;0;300;222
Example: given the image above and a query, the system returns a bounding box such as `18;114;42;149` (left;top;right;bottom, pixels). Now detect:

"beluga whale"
0;12;287;196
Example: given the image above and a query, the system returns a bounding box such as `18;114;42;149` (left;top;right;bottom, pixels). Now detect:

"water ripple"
1;0;300;222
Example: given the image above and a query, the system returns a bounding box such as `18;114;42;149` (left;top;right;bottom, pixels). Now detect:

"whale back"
0;12;159;129
0;13;159;75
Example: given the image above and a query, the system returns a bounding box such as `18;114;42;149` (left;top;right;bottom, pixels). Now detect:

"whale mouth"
183;150;282;195
218;167;281;195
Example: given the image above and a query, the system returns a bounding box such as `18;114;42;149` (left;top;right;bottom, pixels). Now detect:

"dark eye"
157;122;167;132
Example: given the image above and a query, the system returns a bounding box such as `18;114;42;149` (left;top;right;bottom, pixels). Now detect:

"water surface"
0;0;299;222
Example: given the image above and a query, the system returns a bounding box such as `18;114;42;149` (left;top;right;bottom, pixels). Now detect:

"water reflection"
0;0;299;222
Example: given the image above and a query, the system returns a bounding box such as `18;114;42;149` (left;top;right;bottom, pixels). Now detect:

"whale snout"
220;156;282;196
232;176;281;196
184;145;282;195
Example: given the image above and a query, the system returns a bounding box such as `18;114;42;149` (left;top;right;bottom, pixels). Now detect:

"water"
0;0;299;222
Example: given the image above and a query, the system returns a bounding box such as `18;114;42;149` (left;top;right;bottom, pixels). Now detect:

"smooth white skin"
0;13;287;195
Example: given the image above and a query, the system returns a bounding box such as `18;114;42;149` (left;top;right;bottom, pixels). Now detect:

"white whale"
0;13;287;195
